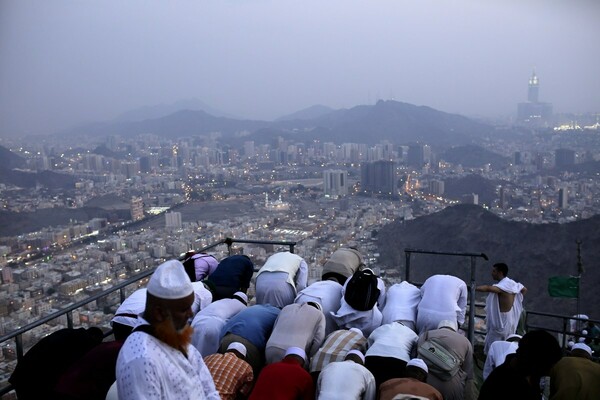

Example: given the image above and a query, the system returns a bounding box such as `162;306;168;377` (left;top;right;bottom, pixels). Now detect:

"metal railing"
0;237;296;397
404;248;489;344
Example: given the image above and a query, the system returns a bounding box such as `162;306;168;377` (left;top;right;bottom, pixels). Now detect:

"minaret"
528;69;539;103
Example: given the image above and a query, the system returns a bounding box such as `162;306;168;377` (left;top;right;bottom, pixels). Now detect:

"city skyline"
1;0;599;138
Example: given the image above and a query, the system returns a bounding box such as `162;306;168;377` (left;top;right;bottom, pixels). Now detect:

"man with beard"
116;260;220;400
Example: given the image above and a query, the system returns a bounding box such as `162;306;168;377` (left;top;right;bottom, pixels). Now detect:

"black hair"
493;263;509;276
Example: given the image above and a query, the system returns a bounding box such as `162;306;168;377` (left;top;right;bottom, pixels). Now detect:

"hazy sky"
1;0;599;136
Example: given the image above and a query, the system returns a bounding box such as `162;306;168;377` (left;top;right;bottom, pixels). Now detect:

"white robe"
317;360;377;400
483;277;524;354
382;282;421;331
416;275;467;334
191;298;246;357
483;340;518;380
295;280;343;336
117;320;220;400
330;276;386;337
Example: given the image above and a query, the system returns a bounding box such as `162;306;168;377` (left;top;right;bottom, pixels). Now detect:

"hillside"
377;204;599;318
60;100;495;146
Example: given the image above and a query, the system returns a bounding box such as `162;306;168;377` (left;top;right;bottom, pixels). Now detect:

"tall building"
517;70;553;126
558;188;568;209
323;169;348;198
165;211;182;228
429;179;445;196
130;197;144;221
361;160;397;197
407;144;431;168
555;148;575;169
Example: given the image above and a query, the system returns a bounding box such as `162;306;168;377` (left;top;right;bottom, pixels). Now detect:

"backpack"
417;333;461;381
182;253;218;282
344;269;380;311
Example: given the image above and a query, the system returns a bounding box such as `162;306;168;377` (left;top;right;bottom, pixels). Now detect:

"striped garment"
204;352;254;400
309;329;367;373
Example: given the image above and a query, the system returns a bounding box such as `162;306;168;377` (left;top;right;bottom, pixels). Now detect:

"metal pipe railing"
0;237;296;397
404;248;488;344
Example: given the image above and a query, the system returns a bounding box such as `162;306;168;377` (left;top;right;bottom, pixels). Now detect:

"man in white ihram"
116;259;220;399
416;274;468;335
476;262;527;354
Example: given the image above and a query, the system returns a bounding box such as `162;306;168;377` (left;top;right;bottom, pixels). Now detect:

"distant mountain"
276;105;335;121
0;145;26;169
0;169;77;189
114;98;238;122
0;207;130;237
60;100;495;146
440;145;510;169
287;100;494;145
377;204;600;318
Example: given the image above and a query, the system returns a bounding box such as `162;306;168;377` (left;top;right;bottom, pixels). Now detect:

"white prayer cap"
572;342;592;356
147;260;194;300
568;341;575;348
582;330;588;336
578;337;586;343
438;319;458;331
284;346;307;362
345;349;365;363
506;334;522;341
306;301;322;312
227;342;247;357
233;292;248;305
349;327;364;336
407;358;428;373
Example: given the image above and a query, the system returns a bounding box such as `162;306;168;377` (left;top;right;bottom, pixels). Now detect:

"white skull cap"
147;260;194;300
227;342;247;357
407;358;428;373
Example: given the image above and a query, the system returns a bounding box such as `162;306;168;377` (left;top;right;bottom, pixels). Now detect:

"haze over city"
1;0;599;137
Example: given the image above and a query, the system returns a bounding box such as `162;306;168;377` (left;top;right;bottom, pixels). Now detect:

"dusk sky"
1;0;599;137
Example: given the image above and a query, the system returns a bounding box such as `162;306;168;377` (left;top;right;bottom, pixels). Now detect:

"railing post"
224;237;233;256
66;311;73;329
15;334;23;361
120;287;126;303
468;255;477;344
562;317;569;348
289;244;295;254
405;251;411;282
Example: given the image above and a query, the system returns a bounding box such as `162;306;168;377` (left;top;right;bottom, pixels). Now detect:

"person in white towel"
316;349;376;400
416;275;467;335
476;263;527;354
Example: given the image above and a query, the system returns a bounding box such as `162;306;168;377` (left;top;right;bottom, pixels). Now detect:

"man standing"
116;260;220;400
476;263;527;354
416;320;474;400
204;342;254;400
317;350;376;400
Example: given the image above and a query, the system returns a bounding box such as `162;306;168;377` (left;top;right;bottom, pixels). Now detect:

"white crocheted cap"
346;349;365;363
284;346;307;362
572;342;592;356
233;292;248;304
227;342;247;357
407;358;428;373
147;260;194;300
438;319;458;331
